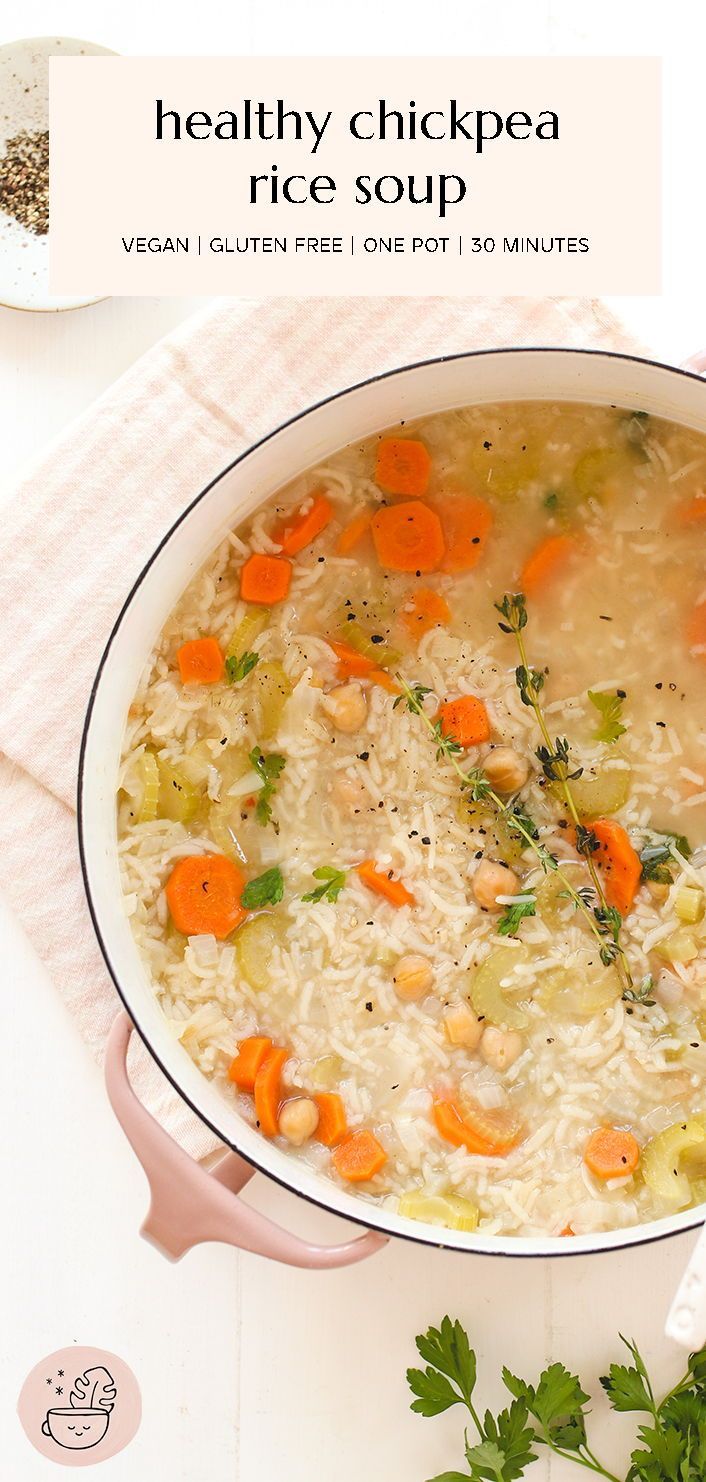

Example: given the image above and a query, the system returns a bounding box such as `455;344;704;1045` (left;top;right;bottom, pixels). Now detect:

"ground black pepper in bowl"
0;128;49;235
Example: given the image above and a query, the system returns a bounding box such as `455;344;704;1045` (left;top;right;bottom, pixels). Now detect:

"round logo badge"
17;1346;141;1466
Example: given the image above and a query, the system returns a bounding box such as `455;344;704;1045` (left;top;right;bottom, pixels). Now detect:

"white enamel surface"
81;347;706;1260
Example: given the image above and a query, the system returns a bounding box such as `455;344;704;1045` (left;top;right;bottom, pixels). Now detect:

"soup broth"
118;400;706;1237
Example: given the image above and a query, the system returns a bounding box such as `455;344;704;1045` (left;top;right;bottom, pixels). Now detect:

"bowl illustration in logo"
42;1407;110;1449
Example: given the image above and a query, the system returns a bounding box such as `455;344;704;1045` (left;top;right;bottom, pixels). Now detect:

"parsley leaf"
407;1317;477;1416
301;866;347;904
410;1317;706;1482
464;1438;510;1481
479;1400;537;1480
588;689;627;744
225;650;260;684
600;1336;655;1414
249;748;286;831
639;830;692;884
505;1362;590;1453
497;897;536;937
240;866;284;910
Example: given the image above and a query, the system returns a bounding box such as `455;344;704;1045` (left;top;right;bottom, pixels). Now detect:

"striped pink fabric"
0;295;641;1154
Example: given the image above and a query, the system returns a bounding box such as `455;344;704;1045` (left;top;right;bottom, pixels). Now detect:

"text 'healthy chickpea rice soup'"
117;400;706;1240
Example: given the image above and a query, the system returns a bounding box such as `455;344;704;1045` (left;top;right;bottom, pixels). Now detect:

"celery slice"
252;661;292;740
156;757;201;824
675;885;705;925
335;620;400;669
235;912;283;991
308;1054;343;1090
551;764;631;819
573;446;630;500
535;960;621;1018
226;606;270;659
398;1191;480;1232
654;929;699;964
469;946;531;1030
208;799;247;863
134;752;159;823
642;1119;706;1208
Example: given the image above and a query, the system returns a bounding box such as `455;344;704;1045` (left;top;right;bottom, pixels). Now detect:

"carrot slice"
401;586;451;639
254;1046;289;1137
371;500;445;572
326;640;398;693
375;437;431;498
177;636;224;685
327;639;377;680
438;694;490;749
228;1036;272;1091
590;817;641;916
584;1125;640;1180
240;552;292;605
165;854;247;939
433;495;493;573
521;534;576;596
559;1225;575;1237
336;509;372;555
676;494;706;526
687;600;706;658
356;860;415;908
333;1129;387;1182
433;1097;520;1157
314;1092;348;1147
274;492;333;555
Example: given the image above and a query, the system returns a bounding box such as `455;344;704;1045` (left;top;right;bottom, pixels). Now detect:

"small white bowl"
0;35;115;313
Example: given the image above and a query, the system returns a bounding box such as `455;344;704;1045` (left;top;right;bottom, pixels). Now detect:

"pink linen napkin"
0;295;644;1157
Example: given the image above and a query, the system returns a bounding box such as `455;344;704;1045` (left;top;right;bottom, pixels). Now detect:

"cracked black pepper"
0;129;49;235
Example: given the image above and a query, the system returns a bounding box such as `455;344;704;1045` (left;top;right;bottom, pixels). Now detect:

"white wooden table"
3;291;704;1482
3;4;706;1478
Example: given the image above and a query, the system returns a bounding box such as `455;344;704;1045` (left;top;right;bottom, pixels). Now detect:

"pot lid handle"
105;1012;387;1269
666;1221;706;1349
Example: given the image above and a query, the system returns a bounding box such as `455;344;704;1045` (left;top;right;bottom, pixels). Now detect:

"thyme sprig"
495;593;635;992
394;677;625;967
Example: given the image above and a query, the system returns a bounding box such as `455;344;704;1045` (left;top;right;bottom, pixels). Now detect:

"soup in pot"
118;399;706;1238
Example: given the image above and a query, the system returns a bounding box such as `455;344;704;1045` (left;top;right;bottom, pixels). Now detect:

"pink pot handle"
105;1012;388;1267
682;349;706;375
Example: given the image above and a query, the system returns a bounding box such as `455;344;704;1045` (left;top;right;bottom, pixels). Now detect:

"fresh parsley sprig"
407;1318;706;1482
639;831;692;886
225;650;260;684
301;866;347;904
588;689;627;746
497;898;537;938
240;865;284;910
249;747;286;831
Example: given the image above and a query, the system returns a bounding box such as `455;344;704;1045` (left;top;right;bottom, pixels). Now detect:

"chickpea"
323;682;367;733
472;859;519;912
480;1025;524;1072
481;746;530;795
331;774;368;814
278;1097;320;1146
392;953;434;1001
442;1000;484;1049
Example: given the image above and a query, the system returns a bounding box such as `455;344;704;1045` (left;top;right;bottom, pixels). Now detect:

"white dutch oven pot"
79;347;706;1346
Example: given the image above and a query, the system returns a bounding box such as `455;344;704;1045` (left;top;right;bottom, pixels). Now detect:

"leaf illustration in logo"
69;1366;117;1413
